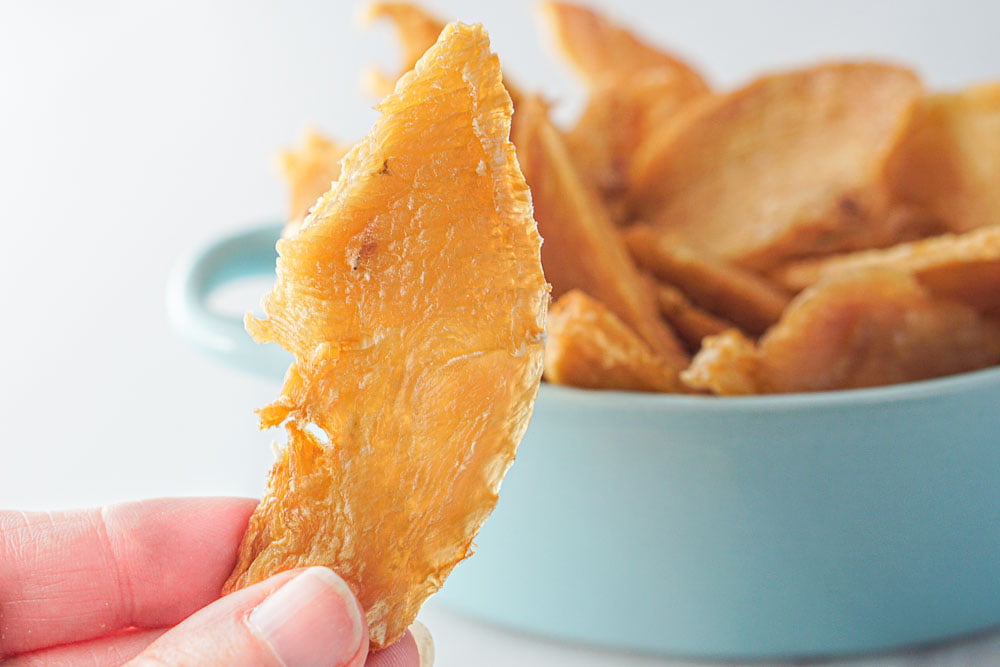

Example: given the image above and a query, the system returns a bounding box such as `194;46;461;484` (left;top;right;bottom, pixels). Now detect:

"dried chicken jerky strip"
566;68;709;225
629;63;923;271
774;225;1000;317
875;203;950;246
539;1;707;91
654;282;733;353
682;269;1000;395
625;225;791;335
545;290;684;393
886;83;1000;234
362;2;446;98
279;130;347;236
679;329;760;396
540;2;709;222
512;94;687;365
364;2;523;106
224;24;549;650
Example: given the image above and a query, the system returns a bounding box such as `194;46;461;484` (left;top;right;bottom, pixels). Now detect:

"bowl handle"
167;223;290;378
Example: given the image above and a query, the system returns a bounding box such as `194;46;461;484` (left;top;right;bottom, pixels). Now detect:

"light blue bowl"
168;223;1000;659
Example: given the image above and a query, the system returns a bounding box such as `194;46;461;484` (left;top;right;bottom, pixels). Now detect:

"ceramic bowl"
168;223;1000;659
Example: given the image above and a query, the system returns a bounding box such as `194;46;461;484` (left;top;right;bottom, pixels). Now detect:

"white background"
2;1;999;664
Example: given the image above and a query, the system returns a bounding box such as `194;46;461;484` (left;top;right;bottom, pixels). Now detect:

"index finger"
0;497;257;657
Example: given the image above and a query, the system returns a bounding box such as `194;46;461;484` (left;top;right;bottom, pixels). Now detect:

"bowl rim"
537;363;1000;413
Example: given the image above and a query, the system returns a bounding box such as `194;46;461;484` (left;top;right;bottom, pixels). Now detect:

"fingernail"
410;620;435;667
248;566;365;667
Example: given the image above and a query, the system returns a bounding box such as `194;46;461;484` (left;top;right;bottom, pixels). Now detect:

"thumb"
127;566;368;666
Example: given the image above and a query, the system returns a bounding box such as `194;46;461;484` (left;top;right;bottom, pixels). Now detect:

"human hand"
0;497;431;666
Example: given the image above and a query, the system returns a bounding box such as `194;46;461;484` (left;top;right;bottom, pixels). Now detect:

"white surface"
2;1;999;665
419;601;1000;667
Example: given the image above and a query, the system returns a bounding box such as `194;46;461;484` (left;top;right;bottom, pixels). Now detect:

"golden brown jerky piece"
279;130;347;236
362;2;445;98
774;225;1000;316
886;83;1000;233
629;63;923;271
654;282;733;353
539;1;707;91
364;1;524;107
566;68;709;224
539;1;709;222
512;94;687;364
545;290;684;392
625;226;791;335
877;203;951;246
682;269;1000;394
679;329;760;396
224;24;548;649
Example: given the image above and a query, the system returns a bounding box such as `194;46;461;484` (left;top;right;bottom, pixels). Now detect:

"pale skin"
0;497;424;666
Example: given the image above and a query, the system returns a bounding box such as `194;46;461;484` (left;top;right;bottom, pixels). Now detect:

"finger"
3;629;166;667
127;566;368;667
366;622;433;667
0;497;257;656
